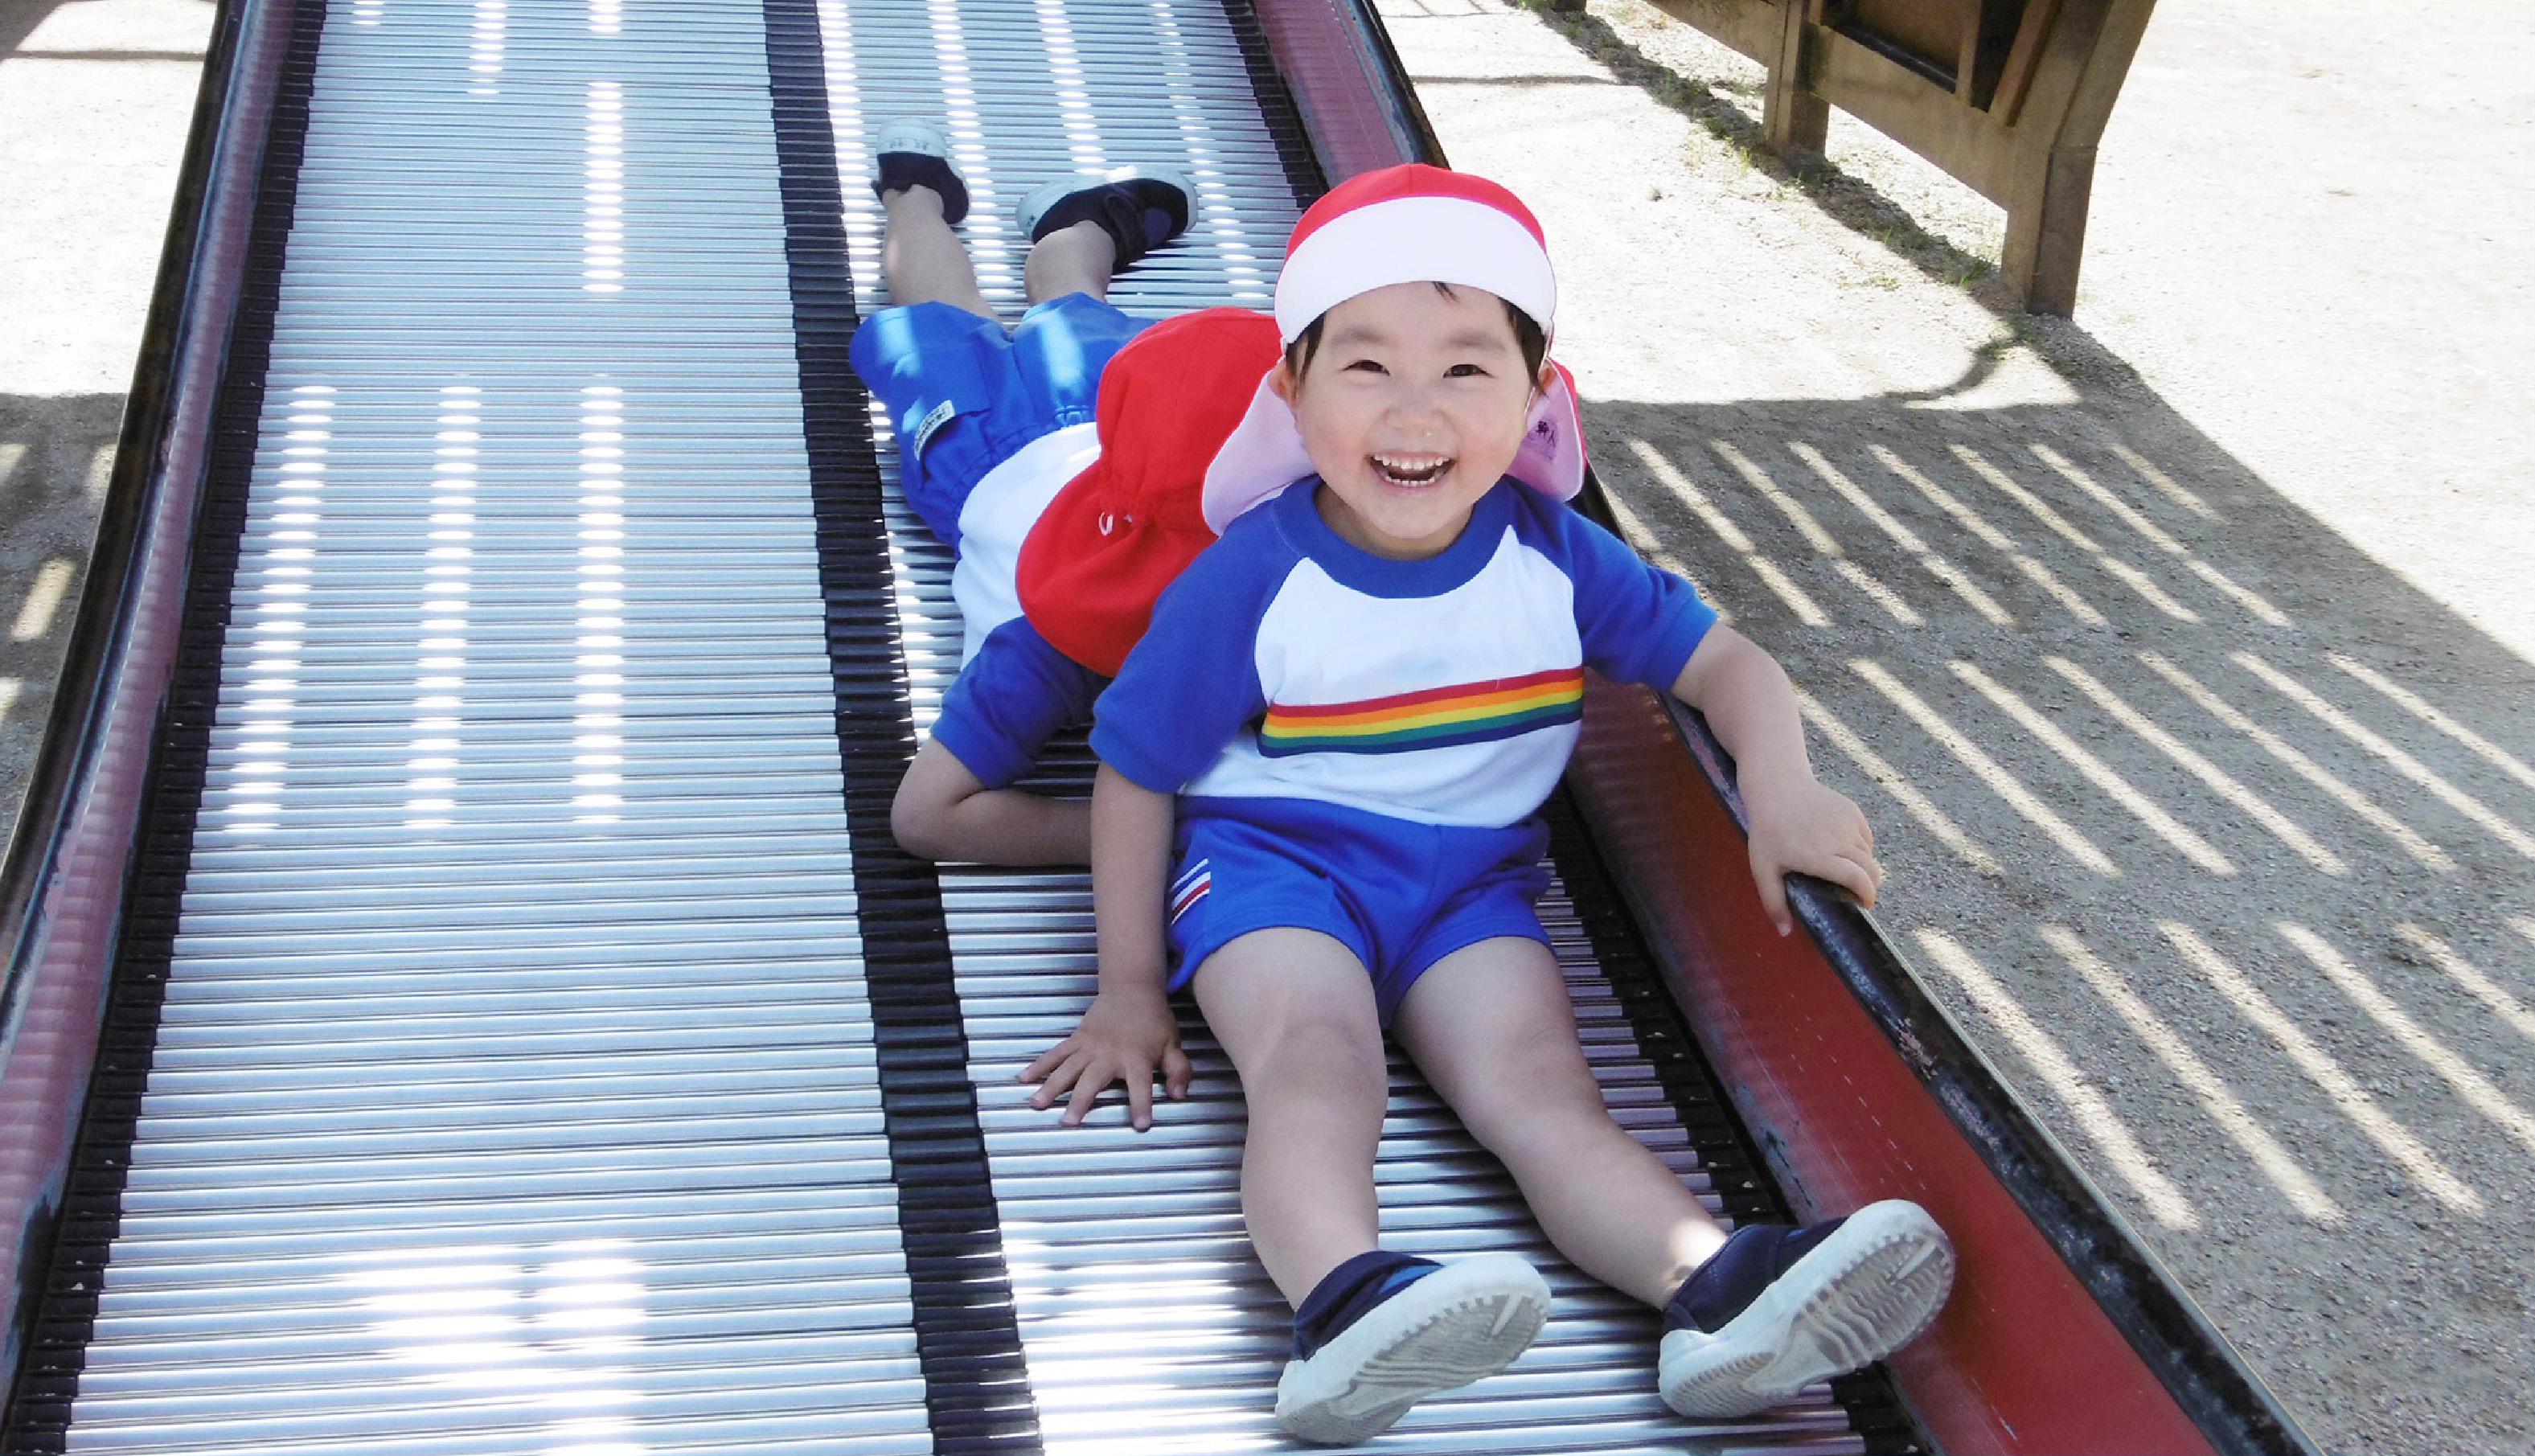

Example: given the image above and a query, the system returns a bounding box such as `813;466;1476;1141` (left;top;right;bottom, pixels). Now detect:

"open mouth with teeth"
1371;453;1452;486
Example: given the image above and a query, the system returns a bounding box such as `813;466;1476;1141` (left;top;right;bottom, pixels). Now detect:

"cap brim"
1199;370;1317;534
1514;360;1586;505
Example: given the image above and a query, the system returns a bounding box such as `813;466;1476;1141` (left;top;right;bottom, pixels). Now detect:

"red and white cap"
1203;162;1587;531
1016;308;1285;677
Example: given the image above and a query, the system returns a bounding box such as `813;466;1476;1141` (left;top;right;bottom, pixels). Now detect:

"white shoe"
1659;1200;1955;1418
1274;1253;1551;1445
871;117;968;223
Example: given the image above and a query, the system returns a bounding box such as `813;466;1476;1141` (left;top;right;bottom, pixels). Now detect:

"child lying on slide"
859;121;1278;868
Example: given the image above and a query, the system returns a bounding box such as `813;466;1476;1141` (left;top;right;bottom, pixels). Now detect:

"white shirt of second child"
949;420;1098;664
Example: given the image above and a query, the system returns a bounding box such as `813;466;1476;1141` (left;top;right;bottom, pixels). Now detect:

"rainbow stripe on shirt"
1256;666;1585;757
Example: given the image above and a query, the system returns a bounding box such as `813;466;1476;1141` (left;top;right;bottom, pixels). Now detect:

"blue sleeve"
930;617;1105;790
1089;527;1282;794
1544;497;1718;690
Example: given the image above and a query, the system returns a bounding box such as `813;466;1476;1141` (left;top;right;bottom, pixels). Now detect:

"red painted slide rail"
1247;2;2316;1453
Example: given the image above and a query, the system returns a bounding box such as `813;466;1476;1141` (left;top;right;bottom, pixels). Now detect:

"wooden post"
2000;147;2097;315
1644;0;2154;315
1762;0;1829;154
1998;0;2154;314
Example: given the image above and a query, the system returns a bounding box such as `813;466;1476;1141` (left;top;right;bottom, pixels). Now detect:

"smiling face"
1274;281;1547;560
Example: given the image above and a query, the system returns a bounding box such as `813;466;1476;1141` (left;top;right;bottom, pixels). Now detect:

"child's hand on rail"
1741;769;1881;937
1020;988;1192;1130
1671;625;1882;937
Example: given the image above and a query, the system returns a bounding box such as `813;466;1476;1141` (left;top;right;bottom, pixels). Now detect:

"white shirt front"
948;420;1098;664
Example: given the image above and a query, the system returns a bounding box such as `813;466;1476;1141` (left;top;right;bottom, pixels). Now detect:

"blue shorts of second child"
847;293;1147;550
1164;797;1556;1026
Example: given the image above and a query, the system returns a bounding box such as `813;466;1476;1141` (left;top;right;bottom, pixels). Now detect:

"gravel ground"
1380;2;2535;1450
0;0;215;851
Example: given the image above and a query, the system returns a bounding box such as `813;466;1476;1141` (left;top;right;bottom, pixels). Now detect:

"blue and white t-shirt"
1091;478;1717;829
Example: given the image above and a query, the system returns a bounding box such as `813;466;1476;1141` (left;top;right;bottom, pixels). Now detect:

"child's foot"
1018;165;1195;269
872;117;968;224
1658;1200;1954;1418
1275;1251;1550;1445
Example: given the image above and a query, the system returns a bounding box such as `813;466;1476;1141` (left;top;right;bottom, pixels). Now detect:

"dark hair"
1283;282;1548;386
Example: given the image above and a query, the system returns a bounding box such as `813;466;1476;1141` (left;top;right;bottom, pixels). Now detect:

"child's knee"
1271;1014;1386;1085
1454;1025;1607;1150
1224;996;1388;1101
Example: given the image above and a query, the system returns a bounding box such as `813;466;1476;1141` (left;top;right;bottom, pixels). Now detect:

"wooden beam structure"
1647;0;2155;314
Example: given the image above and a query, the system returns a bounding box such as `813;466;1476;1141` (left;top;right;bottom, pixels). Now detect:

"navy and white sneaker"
1659;1200;1955;1418
1016;164;1195;269
871;117;969;224
1275;1251;1551;1445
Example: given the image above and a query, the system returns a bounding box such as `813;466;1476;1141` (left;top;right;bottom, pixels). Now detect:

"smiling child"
1021;166;1955;1444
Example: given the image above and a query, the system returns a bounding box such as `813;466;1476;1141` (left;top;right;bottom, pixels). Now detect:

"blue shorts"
1164;797;1555;1026
847;293;1148;549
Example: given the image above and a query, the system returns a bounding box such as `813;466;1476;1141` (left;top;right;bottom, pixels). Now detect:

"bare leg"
1394;937;1730;1307
1192;928;1390;1307
1023;219;1118;306
880;185;995;321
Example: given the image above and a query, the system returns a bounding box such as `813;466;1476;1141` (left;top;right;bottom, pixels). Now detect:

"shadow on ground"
1407;4;2535;1448
0;393;120;848
1590;383;2535;1446
3;0;215;64
1479;8;2535;1446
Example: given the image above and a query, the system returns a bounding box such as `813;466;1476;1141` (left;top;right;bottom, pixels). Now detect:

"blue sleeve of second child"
1545;499;1720;689
1089;531;1283;794
931;617;1105;789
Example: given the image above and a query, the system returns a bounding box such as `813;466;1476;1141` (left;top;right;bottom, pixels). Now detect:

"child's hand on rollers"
1019;987;1193;1130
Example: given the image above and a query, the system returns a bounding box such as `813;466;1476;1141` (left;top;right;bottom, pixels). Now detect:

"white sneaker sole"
1659;1200;1955;1418
872;117;951;162
1274;1254;1551;1446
